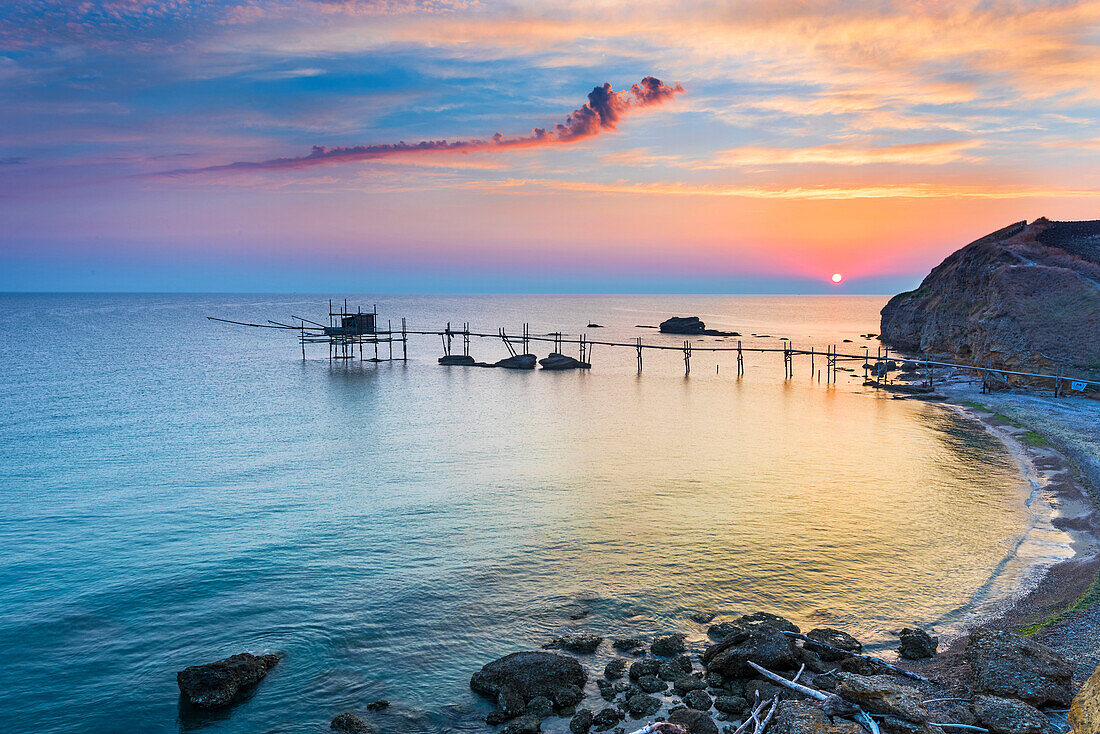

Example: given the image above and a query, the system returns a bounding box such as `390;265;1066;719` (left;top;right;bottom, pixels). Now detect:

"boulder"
667;708;720;734
898;628;937;660
546;634;603;654
570;709;594;734
629;657;662;681
703;626;798;677
176;652;280;709
592;707;624;731
502;715;542;734
707;622;745;641
674;676;707;694
684;689;713;711
627;693;662;717
660;661;687;681
835;673;929;723
526;696;554;719
660;316;707;334
690;611;717;624
714;695;747;714
331;713;374;733
805;628;863;662
605;659;628;680
366;700;389;711
497;354;537;369
652;633;686;657
735;612;800;633
972;694;1050;734
965;628;1074;706
638;675;667;693
471;651;588;709
499;687;526;718
596;679;616;701
539;353;590;370
768;700;864;734
613;638;647;655
1071;663;1100;734
438;354;477;365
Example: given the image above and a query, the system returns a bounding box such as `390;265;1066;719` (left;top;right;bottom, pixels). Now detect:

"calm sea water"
0;294;1070;733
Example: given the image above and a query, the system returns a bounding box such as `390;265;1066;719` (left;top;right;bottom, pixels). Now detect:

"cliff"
880;218;1100;371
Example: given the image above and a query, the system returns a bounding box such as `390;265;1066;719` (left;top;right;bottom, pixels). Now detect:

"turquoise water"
0;294;1054;733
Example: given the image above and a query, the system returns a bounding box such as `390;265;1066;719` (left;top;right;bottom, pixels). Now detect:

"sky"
1;0;1099;293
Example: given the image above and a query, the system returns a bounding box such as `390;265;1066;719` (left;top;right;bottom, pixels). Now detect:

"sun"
831;273;843;284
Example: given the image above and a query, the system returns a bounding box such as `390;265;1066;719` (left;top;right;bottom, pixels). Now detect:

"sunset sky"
2;0;1099;292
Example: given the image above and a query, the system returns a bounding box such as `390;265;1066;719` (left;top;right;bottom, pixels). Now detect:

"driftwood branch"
747;661;859;717
782;631;933;682
855;710;880;734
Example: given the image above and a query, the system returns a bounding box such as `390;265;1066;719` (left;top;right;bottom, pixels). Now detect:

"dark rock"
795;647;830;674
713;696;747;715
605;659;628;680
176;652;280;709
674;676;707;694
539;353;590;370
487;710;511;725
659;661;686;681
768;700;863;734
471;651;589;709
660;316;707;334
703;626;797;677
704;672;725;688
684;690;713;711
366;700;389;711
497;354;537;369
597;680;616;701
526;696;554;719
546;634;604;654
613;638;647;655
675;654;694;673
972;695;1050;734
570;709;594;734
638;675;667;693
652;633;686;657
745;679;798;703
438;354;477;365
707;622;745;641
735;612;800;633
614;681;632;693
805;628;863;662
835;672;929;723
667;708;720;734
592;707;624;731
587;323;604;328
839;655;893;676
690;611;717;624
502;715;542;734
331;712;374;733
499;687;527;718
627;693;662;717
965;628;1074;706
1071;663;1100;734
897;628;937;660
629;658;662;681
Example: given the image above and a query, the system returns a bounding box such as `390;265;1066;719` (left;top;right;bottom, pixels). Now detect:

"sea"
0;294;1074;733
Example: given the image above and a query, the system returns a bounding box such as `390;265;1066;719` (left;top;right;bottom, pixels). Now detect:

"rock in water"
805;628;862;662
496;354;537;369
545;633;603;654
604;659;628;680
176;652;280;709
667;708;719;734
684;689;713;711
570;709;594;734
972;695;1050;734
438;354;477;365
592;707;623;731
1071;663;1100;734
538;353;590;370
898;628;937;659
331;712;374;733
735;611;800;633
471;651;588;709
651;633;686;657
660;316;707;334
965;628;1074;706
703;626;797;677
880;218;1100;372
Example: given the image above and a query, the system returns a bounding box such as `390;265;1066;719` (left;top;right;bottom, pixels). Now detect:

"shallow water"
0;294;1070;733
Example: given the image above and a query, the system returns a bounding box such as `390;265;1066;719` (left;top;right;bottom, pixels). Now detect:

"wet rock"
605;659;628;680
176;652;281;709
627;693;662;717
735;612;800;633
539;353;590;370
638;675;667;693
972;694;1050;734
471;651;589;709
597;680;616;701
769;700;863;734
593;706;625;731
546;634;604;654
897;628;937;660
613;638;647;655
704;672;725;688
587;323;604;328
570;709;594;734
366;700;389;711
713;695;747;715
667;708;719;734
805;628;863;662
660;661;687;681
674;676;707;694
499;687;527;718
690;611;717;624
707;622;745;641
629;657;662;681
502;715;542;734
331;712;374;733
438;354;477;366
1071;663;1100;734
835;672;929;723
660;316;707;334
675;654;694;673
652;633;687;657
965;628;1074;706
497;354;537;370
703;626;798;677
526;696;554;719
684;689;713;711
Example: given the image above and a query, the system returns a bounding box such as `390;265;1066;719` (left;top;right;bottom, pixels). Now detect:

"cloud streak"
167;76;684;175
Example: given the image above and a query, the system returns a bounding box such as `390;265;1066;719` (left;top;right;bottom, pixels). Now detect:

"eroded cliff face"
880;218;1100;371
